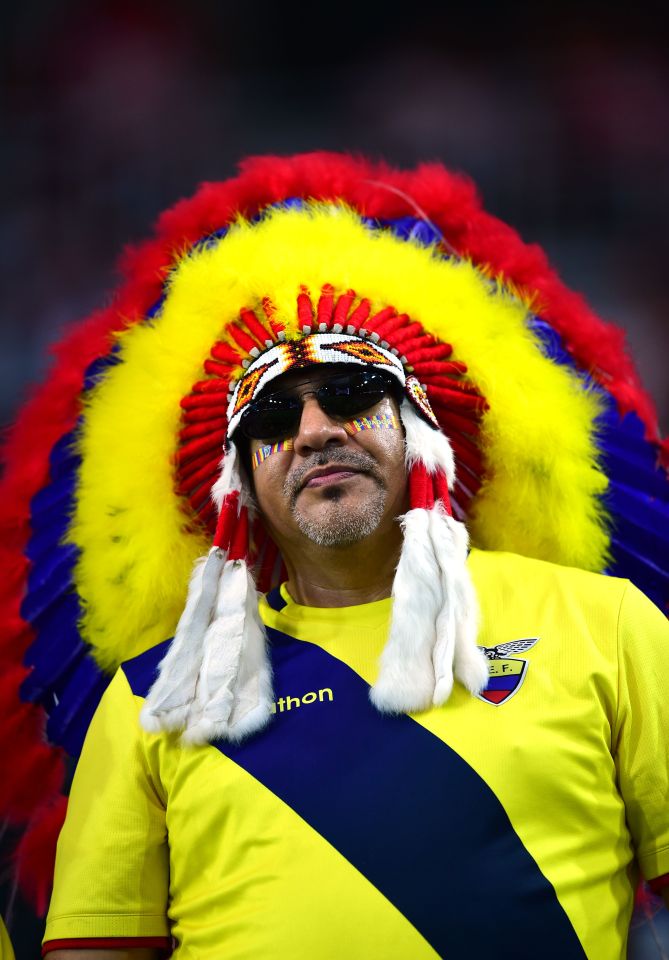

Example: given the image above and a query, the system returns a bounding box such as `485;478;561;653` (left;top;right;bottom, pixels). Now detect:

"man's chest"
158;625;625;959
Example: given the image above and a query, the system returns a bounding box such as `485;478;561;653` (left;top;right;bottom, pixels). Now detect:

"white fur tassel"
141;554;274;745
370;506;487;714
180;559;273;745
370;399;487;715
141;445;273;745
141;546;226;732
370;508;441;713
429;507;488;704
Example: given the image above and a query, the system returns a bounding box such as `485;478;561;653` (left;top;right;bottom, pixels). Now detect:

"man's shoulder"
470;547;628;593
120;637;172;699
469;548;633;622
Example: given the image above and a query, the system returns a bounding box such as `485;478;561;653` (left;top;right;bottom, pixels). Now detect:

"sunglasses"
239;369;401;441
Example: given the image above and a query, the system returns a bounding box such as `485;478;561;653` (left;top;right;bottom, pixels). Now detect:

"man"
1;154;667;958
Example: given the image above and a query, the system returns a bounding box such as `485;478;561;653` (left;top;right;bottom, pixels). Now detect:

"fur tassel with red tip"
141;446;274;744
370;401;488;715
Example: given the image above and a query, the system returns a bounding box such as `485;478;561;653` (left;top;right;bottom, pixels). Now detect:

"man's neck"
281;529;402;608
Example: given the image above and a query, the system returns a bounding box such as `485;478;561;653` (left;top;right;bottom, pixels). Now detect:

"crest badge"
477;638;539;706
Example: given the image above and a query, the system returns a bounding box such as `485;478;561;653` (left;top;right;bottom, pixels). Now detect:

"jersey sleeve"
613;582;669;884
43;668;171;953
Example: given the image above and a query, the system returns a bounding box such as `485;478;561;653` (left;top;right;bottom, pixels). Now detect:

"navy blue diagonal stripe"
123;633;585;959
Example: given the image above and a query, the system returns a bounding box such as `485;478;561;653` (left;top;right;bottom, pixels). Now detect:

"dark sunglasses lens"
319;372;391;416
242;398;301;440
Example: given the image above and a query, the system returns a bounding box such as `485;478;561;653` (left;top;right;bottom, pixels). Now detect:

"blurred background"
1;0;668;956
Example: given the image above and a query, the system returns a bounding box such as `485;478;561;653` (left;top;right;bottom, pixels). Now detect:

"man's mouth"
301;466;363;489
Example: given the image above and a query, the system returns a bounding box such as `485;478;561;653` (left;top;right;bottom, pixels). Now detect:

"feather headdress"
1;153;667;912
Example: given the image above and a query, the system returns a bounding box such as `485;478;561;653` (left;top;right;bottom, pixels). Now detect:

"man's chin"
292;493;386;548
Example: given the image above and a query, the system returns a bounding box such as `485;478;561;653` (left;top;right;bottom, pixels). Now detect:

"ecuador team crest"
477;638;539;706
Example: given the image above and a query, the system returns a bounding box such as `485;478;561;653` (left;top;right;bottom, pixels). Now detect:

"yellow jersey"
44;550;669;959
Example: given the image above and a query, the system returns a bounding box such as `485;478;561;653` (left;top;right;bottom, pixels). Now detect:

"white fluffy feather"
211;444;245;509
401;400;455;483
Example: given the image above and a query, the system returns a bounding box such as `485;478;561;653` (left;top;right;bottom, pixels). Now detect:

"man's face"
244;366;408;550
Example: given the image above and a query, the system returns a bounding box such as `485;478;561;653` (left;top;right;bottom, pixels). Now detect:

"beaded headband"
227;330;435;441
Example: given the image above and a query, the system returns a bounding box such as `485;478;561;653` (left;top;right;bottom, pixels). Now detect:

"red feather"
14;796;67;917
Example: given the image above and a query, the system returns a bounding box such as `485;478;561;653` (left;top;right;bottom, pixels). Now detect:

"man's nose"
293;396;349;455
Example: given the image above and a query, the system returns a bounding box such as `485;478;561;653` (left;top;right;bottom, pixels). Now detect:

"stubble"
283;448;387;547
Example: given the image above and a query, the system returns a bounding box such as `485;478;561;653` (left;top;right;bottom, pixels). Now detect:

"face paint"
252;438;295;471
343;413;400;435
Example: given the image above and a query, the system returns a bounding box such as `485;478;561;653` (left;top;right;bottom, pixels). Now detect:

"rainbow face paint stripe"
344;413;399;435
252;438;294;470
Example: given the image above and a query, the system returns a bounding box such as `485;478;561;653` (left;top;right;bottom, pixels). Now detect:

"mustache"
284;448;381;506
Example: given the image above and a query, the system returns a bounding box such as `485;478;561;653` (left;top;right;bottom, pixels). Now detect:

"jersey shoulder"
120;637;171;699
469;547;633;605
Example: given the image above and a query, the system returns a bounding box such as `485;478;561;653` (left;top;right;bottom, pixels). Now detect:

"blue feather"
258;198;305;220
145;293;165;319
382;216;443;247
20;341;142;757
26;540;78;595
608;538;668;611
602;450;668;500
606;479;669;528
21;641;86;706
607;511;669;573
25;511;72;565
21;594;86;701
29;473;77;520
21;544;78;623
529;318;571;364
597;412;667;503
44;657;111;757
83;348;121;391
528;316;669;608
48;429;81;480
